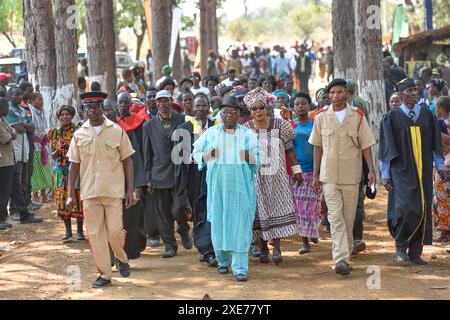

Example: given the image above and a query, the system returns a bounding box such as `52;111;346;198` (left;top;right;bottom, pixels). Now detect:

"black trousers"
26;139;34;206
1;164;30;220
143;190;160;239
0;165;15;222
153;188;190;249
395;223;424;260
353;179;365;241
123;198;147;259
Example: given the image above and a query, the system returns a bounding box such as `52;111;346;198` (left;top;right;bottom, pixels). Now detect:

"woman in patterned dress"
243;87;303;264
48;106;84;240
433;97;450;242
291;92;323;254
30;93;53;202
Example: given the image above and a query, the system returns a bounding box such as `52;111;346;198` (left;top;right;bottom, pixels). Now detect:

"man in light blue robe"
192;96;260;282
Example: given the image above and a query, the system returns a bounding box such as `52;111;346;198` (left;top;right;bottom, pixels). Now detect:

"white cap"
155;90;172;100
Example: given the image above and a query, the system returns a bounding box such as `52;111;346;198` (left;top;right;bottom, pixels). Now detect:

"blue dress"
192;124;260;253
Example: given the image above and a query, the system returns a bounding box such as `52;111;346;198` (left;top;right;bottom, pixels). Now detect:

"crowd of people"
0;42;449;288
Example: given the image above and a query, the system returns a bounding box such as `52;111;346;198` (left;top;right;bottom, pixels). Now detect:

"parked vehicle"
0;58;22;85
10;48;27;61
116;51;134;80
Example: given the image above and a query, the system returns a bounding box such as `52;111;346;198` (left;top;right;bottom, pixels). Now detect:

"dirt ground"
0;189;449;300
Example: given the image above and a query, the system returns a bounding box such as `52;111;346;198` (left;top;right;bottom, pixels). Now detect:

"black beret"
221;96;240;109
397;78;415;92
326;78;347;93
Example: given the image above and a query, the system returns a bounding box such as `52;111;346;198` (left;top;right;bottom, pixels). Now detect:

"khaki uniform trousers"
322;183;359;264
83;197;128;280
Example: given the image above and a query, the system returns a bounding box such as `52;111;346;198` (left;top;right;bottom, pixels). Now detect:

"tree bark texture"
102;0;117;101
332;0;356;80
85;0;106;89
199;0;218;77
151;0;174;82
23;0;39;88
54;0;78;117
172;35;182;81
31;0;57;128
354;0;387;163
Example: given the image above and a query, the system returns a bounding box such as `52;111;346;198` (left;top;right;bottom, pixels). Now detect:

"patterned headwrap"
243;86;269;109
315;88;327;101
273;89;289;103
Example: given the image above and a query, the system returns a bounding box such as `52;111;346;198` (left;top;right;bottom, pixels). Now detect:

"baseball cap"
155;90;172;100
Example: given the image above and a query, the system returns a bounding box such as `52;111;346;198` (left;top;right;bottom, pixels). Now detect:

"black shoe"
115;259;131;277
76;220;85;240
61;232;73;240
28;202;43;211
162;246;177;258
207;256;218;267
410;257;428;265
259;250;269;263
0;221;12;230
272;250;282;265
335;260;352;276
299;243;310;255
250;245;261;257
20;215;43;224
180;233;193;250
148;238;161;248
235;273;248;282
91;277;111;288
394;251;410;265
217;266;229;274
352;240;366;255
199;254;207;262
77;233;85;241
310;238;319;244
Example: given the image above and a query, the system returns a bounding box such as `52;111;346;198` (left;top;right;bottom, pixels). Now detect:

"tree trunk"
151;0;174;82
354;0;386;162
172;35;182;82
332;0;356;80
31;0;57;128
199;0;218;77
85;0;106;89
135;15;147;61
23;0;39;88
199;0;208;77
102;0;117;101
208;1;218;54
54;0;78;120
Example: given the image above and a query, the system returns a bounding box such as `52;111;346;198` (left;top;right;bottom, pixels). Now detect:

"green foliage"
404;0;450;31
227;18;249;42
116;0;145;33
0;0;23;33
225;0;331;42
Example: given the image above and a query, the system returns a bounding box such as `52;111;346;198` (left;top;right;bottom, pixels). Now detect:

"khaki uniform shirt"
308;104;376;185
0;116;16;167
67;117;135;201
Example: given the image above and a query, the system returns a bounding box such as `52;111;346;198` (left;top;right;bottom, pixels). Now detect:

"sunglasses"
251;106;265;112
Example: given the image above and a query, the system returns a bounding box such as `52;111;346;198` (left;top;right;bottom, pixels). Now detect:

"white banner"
169;6;183;67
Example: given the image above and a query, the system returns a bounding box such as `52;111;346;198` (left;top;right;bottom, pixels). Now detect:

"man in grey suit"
142;90;193;258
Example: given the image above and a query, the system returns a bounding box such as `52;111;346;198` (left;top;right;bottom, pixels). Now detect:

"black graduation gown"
123;124;147;259
174;119;215;257
378;107;442;245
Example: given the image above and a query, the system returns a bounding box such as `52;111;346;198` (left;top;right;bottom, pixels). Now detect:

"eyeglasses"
251;106;265;112
221;109;239;116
